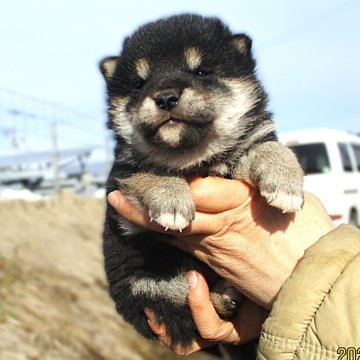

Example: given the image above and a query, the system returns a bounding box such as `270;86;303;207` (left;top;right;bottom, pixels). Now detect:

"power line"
0;87;98;121
0;87;107;154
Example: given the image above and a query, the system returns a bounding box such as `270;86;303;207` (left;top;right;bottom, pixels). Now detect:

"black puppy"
100;14;303;346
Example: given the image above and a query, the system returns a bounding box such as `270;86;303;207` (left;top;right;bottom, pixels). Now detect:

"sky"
0;0;359;152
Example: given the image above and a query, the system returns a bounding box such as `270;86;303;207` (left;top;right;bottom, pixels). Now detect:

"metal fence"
0;88;112;195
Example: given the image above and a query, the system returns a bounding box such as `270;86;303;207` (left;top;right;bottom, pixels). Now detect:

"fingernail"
144;308;162;331
144;307;155;322
187;271;198;289
107;191;120;208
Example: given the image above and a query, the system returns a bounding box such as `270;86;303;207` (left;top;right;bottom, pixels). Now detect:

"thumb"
187;271;235;342
187;271;267;345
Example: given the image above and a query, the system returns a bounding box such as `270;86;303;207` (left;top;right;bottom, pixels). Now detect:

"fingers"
108;190;225;235
144;307;212;355
107;191;164;232
189;272;267;344
107;177;254;236
108;191;147;224
187;271;239;343
144;271;243;356
190;177;253;213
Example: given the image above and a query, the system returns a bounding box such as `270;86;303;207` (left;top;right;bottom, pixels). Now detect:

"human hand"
144;271;268;355
108;176;334;308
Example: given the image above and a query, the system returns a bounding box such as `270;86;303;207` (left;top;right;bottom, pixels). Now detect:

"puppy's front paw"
259;164;304;213
151;212;192;232
261;189;303;213
148;196;195;231
250;142;304;213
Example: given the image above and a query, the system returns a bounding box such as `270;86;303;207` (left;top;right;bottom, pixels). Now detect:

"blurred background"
0;0;359;359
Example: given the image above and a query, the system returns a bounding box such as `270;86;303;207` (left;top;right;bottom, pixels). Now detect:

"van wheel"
349;209;359;228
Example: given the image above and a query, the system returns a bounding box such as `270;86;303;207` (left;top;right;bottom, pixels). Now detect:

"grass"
0;256;25;322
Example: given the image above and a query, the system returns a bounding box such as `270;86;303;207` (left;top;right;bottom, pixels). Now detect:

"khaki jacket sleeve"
257;224;360;360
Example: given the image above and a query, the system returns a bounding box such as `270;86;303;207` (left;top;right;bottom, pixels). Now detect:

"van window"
288;143;330;175
338;143;353;172
351;144;360;171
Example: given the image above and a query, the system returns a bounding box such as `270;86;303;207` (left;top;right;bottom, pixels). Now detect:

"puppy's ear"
99;56;119;81
231;34;252;57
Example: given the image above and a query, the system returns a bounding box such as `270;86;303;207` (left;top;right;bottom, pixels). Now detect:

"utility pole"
51;106;60;194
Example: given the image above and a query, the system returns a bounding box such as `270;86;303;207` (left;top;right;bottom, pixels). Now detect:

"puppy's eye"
194;68;210;77
135;80;145;90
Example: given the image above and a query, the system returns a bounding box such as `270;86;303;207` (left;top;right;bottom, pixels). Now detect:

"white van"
279;129;360;227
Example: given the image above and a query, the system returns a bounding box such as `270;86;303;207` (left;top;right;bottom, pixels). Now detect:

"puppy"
100;14;303;347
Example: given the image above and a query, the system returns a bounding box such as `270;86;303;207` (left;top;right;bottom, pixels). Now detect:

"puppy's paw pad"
154;213;190;231
262;190;303;213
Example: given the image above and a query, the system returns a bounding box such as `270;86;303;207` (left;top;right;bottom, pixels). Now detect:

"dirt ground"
0;192;218;360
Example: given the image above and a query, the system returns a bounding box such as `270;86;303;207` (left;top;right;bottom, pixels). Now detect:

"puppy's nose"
154;92;179;111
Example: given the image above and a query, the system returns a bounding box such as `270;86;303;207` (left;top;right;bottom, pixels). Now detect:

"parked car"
279;129;360;227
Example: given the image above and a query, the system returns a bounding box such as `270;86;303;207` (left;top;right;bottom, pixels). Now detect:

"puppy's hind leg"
104;227;200;347
210;280;242;319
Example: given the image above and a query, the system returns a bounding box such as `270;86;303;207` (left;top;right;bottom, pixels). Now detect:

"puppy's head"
100;14;268;169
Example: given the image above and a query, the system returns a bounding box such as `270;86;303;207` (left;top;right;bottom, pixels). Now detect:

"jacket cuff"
258;224;360;358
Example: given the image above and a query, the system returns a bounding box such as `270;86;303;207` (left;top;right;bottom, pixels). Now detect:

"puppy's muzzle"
154;91;179;111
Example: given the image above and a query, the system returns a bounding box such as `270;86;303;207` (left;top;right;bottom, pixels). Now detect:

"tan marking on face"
180;87;207;104
157;121;185;148
109;96;134;142
184;47;202;70
135;58;150;79
137;97;166;126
